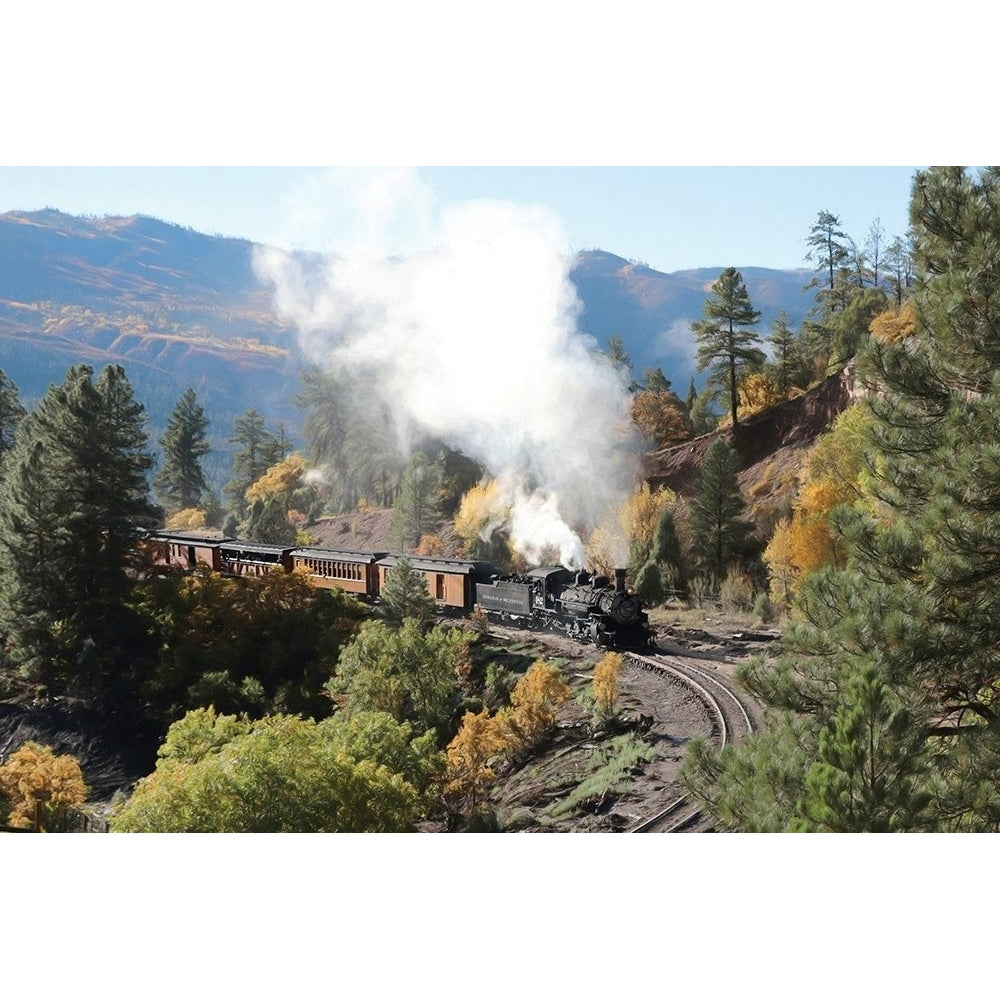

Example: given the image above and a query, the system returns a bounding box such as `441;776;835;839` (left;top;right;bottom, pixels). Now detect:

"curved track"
626;648;756;832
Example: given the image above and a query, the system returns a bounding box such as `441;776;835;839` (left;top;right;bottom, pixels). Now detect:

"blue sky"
0;165;919;275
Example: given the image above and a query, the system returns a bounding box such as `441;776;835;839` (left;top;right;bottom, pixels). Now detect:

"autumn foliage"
592;652;623;723
165;507;207;529
737;372;785;420
869;301;918;343
631;390;690;448
763;404;874;601
0;741;89;831
442;658;571;811
245;452;307;502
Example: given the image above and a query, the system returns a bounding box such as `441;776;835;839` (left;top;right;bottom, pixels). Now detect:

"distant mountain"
0;210;818;486
570;250;815;388
0;209;303;487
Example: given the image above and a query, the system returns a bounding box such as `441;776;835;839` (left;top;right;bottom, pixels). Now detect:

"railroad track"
626;648;756;832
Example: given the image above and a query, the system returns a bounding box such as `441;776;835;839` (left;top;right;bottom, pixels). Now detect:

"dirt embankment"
646;366;858;520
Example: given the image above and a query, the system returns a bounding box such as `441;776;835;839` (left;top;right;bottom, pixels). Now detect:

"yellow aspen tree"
0;741;88;831
619;483;675;568
498;659;572;754
245;452;307;502
453;479;508;545
165;507;207;529
737;372;784;420
763;516;797;605
592;652;623;723
443;709;507;810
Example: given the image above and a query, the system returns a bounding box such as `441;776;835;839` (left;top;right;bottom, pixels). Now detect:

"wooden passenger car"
219;540;295;577
144;529;232;572
376;555;498;610
290;548;384;598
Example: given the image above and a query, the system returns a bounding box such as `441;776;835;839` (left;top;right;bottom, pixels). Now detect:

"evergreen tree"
652;504;688;597
685;377;698;417
828;286;889;367
329;617;467;736
605;333;633;385
633;561;664;605
153;387;211;514
0;365;155;693
765;311;805;396
688;438;753;586
224;409;281;519
692;267;764;427
378;555;436;628
805;210;851;301
391;452;443;551
688;385;721;436
790;662;932;832
0;369;26;465
296;366;405;512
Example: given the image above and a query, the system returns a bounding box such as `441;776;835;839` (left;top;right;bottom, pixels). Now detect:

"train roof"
291;548;387;563
147;529;234;544
523;566;575;583
219;539;296;555
376;554;500;576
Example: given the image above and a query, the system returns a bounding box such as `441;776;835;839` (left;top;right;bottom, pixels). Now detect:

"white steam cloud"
254;169;641;568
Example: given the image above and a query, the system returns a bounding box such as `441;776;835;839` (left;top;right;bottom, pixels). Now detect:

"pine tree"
391;452;443;552
765;311;804;397
0;369;26;465
224;409;282;519
805;210;851;300
605;333;633;385
790;662;932;832
692;267;764;427
378;555;436;627
652;504;688;597
688;438;753;586
153;387;211;514
0;365;155;693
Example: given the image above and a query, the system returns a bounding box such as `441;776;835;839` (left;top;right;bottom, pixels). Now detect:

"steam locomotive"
144;530;654;652
475;566;653;651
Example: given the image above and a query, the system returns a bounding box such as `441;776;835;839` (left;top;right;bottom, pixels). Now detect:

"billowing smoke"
253;169;641;568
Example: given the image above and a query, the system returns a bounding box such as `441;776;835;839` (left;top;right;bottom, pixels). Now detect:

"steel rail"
625;649;755;832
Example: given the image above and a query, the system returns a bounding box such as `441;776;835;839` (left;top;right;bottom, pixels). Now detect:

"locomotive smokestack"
615;567;626;595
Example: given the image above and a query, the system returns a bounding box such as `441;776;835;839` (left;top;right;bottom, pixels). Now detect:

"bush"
719;568;755;612
753;591;775;624
634;561;664;605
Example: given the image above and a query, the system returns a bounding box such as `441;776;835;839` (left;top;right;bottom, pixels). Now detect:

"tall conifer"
0;364;155;693
154;387;211;513
692;267;764;427
689;438;753;586
0;369;26;465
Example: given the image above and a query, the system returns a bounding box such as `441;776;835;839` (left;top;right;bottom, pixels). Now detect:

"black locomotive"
475;566;653;651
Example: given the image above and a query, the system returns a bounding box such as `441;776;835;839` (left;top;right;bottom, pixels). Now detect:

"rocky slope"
646;366;859;523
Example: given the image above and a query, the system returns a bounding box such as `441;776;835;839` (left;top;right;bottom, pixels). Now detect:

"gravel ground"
458;614;774;833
